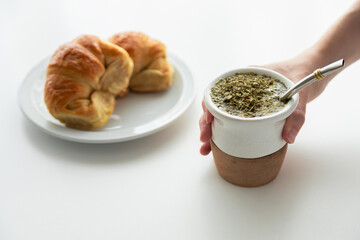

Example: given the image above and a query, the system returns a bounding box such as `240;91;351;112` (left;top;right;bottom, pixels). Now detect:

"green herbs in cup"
210;72;287;118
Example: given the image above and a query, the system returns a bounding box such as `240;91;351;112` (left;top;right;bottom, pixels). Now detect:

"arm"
200;0;360;155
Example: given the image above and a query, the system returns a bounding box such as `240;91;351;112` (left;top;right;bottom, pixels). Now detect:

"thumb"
282;99;306;144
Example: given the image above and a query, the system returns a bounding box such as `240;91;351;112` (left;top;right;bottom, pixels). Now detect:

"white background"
1;0;360;239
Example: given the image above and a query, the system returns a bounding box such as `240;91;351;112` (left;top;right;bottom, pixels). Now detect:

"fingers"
202;100;214;124
200;141;211;156
282;98;306;144
199;100;214;155
199;114;212;142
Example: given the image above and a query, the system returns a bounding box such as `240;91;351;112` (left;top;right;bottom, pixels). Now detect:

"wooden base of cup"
210;140;287;187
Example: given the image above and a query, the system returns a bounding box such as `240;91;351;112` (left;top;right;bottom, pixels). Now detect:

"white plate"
18;54;195;143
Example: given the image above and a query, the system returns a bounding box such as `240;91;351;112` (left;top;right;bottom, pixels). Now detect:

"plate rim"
18;53;196;143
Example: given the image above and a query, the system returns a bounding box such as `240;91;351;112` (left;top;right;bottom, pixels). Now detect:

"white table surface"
1;0;360;239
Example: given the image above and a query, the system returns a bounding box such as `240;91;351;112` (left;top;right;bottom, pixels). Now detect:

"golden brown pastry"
44;35;134;130
109;32;173;92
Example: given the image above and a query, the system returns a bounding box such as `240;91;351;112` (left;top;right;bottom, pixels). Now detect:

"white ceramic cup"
204;67;299;158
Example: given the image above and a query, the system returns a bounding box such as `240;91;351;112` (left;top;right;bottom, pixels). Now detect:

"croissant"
44;35;134;130
109;32;173;92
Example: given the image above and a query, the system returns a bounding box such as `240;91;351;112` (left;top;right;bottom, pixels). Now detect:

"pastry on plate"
109;32;173;92
44;35;133;130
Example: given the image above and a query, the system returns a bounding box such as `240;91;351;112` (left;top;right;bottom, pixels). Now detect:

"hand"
199;100;214;155
199;0;360;155
199;50;331;156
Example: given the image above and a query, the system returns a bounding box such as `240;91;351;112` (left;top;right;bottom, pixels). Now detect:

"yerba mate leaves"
210;72;287;118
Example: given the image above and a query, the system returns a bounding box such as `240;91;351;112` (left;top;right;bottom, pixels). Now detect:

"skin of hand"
200;0;360;156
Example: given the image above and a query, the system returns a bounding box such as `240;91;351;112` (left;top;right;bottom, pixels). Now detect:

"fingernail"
205;112;209;124
288;129;297;144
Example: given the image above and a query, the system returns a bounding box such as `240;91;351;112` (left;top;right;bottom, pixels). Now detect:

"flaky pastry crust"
109;32;173;92
44;35;133;130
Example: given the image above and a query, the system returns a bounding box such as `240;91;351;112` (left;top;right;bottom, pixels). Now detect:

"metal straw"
280;59;345;101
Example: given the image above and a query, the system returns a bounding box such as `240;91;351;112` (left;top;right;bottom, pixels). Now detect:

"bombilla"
280;59;345;101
